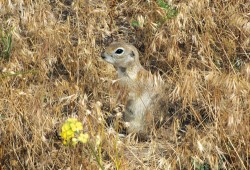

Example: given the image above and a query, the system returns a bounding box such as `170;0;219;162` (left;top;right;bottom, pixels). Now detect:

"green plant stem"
0;70;38;78
88;143;104;170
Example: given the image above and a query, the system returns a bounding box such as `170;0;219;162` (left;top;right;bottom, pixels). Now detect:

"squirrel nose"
101;52;106;59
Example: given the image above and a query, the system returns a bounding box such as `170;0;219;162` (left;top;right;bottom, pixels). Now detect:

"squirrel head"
101;42;141;69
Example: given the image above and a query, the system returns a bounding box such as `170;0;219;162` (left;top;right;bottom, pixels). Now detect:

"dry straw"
0;0;249;169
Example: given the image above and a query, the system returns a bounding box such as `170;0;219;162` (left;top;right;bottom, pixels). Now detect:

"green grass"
157;0;178;19
0;29;12;60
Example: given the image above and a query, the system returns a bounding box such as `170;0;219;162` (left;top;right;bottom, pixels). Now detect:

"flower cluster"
60;118;89;146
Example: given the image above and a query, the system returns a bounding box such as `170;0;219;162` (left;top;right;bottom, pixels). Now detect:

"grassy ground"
0;0;249;169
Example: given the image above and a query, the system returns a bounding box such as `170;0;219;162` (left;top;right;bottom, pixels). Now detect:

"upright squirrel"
101;42;165;134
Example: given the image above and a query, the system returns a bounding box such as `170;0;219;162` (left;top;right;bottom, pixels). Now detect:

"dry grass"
0;0;249;169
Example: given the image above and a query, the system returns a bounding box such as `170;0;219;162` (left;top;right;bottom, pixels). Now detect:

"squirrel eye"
115;48;124;54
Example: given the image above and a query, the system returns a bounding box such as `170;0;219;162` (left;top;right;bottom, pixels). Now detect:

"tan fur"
101;42;164;134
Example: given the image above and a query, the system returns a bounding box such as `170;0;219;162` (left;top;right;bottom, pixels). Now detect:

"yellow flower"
67;121;83;132
66;130;74;138
67;118;78;123
62;123;71;132
60;118;87;146
61;131;67;139
70;123;77;131
72;138;78;146
63;140;67;145
75;122;83;131
78;133;89;144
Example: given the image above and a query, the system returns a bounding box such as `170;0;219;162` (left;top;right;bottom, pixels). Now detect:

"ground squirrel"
101;42;164;134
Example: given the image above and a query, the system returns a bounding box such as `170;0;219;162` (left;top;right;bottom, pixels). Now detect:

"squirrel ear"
130;51;135;58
